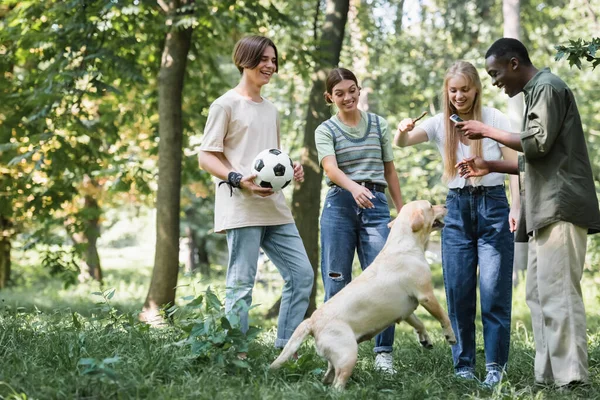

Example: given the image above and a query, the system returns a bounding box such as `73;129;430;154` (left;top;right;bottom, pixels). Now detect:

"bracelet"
218;171;243;197
228;171;243;188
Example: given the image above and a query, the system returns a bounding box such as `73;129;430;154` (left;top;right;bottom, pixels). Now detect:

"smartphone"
449;114;463;123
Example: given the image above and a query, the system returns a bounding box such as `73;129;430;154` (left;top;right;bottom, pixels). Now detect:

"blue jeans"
442;186;514;373
320;186;395;353
225;223;314;349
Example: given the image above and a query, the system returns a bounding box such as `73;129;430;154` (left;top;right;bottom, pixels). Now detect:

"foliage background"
1;0;600;398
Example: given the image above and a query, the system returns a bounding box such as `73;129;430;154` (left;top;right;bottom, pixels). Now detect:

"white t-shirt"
419;107;511;189
199;89;294;233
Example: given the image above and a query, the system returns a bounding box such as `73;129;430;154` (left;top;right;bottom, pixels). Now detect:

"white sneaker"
482;370;502;388
374;352;396;374
455;369;477;380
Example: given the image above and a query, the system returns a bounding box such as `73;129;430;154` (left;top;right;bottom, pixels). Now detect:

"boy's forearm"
485;127;523;152
487;160;519;175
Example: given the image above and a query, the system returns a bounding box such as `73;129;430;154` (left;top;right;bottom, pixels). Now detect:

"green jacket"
519;68;600;236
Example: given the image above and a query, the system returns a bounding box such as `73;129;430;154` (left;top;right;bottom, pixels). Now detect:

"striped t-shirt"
315;111;393;186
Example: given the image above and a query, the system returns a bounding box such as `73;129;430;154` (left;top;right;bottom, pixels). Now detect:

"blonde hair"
441;61;483;183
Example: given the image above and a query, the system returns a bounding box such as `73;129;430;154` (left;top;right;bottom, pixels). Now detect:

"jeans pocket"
446;191;458;203
485;188;509;206
374;191;388;205
326;186;342;198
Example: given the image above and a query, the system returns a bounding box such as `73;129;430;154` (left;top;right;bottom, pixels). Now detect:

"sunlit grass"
1;242;599;399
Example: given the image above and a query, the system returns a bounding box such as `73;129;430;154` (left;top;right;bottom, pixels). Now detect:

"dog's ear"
410;209;425;232
388;218;396;229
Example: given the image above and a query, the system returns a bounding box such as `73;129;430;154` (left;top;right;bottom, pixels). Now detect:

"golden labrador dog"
270;200;456;389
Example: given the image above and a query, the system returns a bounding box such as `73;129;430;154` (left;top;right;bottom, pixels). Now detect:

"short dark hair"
232;35;278;74
485;38;532;66
324;68;359;104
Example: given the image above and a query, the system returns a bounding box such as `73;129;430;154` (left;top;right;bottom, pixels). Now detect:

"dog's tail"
270;318;312;369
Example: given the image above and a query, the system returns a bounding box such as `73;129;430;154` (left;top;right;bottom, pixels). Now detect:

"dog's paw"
442;325;457;345
445;334;457;345
415;331;433;349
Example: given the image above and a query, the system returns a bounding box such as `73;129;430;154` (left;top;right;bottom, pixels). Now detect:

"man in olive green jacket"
454;38;600;388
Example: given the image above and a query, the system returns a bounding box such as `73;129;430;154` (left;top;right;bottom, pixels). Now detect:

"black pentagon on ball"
289;157;293;168
273;163;286;176
254;159;265;172
281;180;291;190
269;149;281;155
259;180;273;189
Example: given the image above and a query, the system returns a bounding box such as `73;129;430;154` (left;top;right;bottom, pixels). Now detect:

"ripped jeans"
320;185;395;353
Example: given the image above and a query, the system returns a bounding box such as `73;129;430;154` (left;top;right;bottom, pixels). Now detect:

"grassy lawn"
1;244;599;399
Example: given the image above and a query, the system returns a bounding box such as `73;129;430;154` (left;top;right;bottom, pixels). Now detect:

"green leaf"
77;358;97;366
104;288;116;300
191;340;212;356
100;366;119;381
187;295;204;307
72;312;82;330
220;316;232;330
8;151;34;166
205;287;222;310
226;313;240;328
190;322;205;338
245;326;261;341
230;359;250;369
0;142;20;152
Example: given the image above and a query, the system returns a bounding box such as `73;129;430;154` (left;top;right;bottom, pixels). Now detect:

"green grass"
1;245;600;399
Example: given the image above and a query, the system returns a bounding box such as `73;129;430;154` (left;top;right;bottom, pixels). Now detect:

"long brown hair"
323;68;359;104
442;61;483;183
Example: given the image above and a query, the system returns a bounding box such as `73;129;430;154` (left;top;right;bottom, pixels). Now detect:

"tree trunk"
196;235;211;278
290;0;350;317
503;0;527;286
503;0;524;133
71;177;103;283
0;216;11;289
394;0;405;35
141;0;193;323
183;225;197;275
81;194;103;282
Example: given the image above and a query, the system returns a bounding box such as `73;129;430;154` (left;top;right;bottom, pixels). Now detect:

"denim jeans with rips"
225;223;314;349
442;185;514;374
320;186;395;353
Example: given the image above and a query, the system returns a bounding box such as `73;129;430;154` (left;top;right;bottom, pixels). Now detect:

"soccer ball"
252;148;294;192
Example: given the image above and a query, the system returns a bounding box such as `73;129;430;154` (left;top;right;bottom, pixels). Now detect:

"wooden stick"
413;111;428;123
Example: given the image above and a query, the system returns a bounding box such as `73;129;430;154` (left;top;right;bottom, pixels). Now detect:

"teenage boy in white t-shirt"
198;36;313;354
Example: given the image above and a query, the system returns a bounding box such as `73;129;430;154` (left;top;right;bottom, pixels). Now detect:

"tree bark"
503;0;524;131
0;216;11;289
503;0;527;287
141;0;193;323
196;235;211;278
183;225;197;275
81;194;103;282
394;0;405;35
290;0;350;317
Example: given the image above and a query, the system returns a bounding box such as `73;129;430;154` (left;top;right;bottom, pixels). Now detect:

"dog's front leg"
417;292;457;345
404;313;433;349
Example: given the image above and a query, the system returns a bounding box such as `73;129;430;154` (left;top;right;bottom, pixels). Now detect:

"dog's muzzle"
432;219;445;229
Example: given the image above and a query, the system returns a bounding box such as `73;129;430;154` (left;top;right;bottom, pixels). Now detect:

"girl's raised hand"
397;118;415;134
